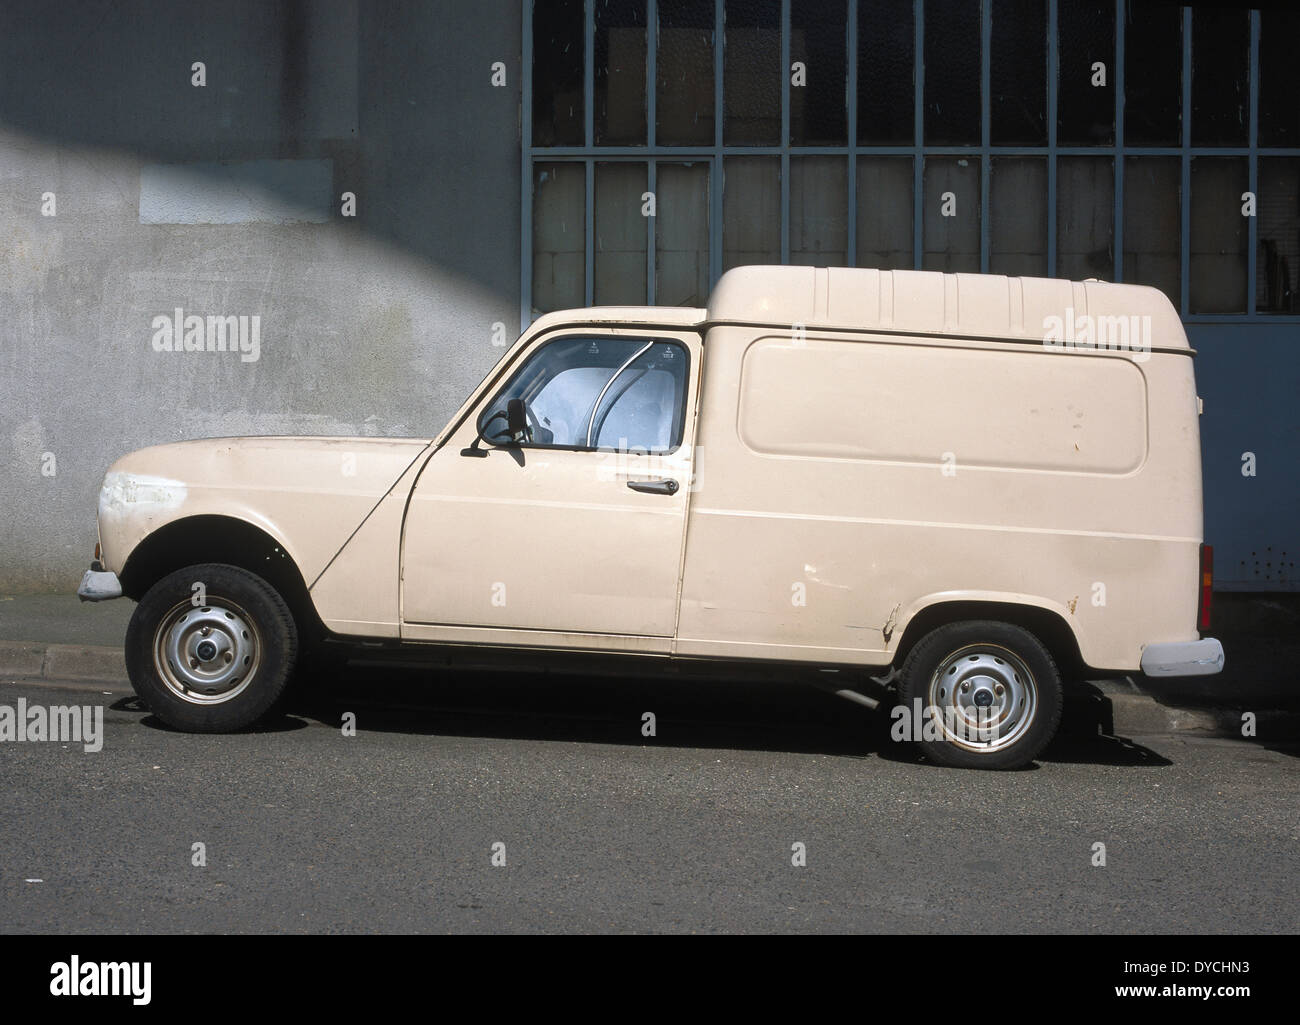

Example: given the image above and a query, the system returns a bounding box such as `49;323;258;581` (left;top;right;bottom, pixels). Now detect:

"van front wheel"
125;563;298;733
896;621;1063;770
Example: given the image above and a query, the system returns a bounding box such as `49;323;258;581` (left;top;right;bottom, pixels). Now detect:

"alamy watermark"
151;307;260;363
890;698;1004;744
0;699;103;752
595;440;701;492
1042;307;1151;362
50;956;150;1005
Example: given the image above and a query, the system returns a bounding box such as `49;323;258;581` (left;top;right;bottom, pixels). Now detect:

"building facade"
1;1;1295;592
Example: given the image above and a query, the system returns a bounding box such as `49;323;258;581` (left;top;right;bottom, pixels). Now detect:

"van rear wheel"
897;621;1063;770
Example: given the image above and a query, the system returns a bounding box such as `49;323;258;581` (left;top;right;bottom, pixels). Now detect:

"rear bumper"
1140;638;1225;677
77;569;123;602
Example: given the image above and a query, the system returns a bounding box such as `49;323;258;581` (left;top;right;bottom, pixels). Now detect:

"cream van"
80;266;1223;769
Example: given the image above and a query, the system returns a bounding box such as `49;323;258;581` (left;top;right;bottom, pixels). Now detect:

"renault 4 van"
79;266;1223;769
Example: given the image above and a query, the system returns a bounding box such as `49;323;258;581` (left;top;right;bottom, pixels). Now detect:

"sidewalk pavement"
1;592;1296;738
0;593;133;648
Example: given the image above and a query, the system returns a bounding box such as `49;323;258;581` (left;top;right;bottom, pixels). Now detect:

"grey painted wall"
1;1;522;591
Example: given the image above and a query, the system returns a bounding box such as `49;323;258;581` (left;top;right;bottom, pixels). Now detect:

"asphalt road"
1;671;1297;934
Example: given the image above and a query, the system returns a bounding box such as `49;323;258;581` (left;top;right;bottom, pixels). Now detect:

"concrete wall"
0;0;522;591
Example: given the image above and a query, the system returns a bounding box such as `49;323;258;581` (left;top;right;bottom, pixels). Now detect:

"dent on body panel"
98;471;189;557
98;473;188;533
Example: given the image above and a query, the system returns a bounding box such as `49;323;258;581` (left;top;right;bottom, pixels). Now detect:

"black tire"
896;620;1063;770
125;563;298;732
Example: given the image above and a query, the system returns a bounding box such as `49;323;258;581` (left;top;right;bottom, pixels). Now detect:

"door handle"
627;478;679;496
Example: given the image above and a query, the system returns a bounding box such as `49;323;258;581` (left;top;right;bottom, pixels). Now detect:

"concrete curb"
1104;692;1219;734
1091;678;1298;740
1103;693;1298;740
0;640;125;683
1;639;1296;741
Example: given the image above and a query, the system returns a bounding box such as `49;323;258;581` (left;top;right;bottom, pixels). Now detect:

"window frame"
475;333;694;455
524;2;1300;327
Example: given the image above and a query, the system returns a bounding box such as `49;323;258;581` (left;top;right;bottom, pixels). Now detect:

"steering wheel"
525;403;554;444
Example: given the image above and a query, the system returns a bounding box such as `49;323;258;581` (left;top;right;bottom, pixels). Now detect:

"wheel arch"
890;598;1087;680
118;515;326;640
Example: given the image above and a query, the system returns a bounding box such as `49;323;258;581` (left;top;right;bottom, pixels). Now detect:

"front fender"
95;437;430;587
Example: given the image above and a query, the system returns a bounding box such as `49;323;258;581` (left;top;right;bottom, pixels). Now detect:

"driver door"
400;329;701;651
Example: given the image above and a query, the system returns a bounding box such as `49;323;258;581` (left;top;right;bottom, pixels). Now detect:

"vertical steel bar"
913;0;924;269
1047;0;1058;278
585;2;596;305
648;0;659;301
586;158;595;305
712;0;725;284
1113;0;1124;282
1248;8;1259;315
521;1;534;328
847;0;859;267
981;0;991;274
781;0;791;262
1181;5;1191;316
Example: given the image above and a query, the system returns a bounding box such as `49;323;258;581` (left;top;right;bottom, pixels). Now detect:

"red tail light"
1198;544;1213;631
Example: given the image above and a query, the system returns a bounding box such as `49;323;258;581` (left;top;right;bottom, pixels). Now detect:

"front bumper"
77;569;123;602
1140;638;1225;677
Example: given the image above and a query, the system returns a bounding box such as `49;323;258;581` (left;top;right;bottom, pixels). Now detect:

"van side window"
478;336;690;451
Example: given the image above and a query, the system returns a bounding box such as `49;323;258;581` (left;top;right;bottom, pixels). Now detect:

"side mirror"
506;398;528;441
461;398;532;458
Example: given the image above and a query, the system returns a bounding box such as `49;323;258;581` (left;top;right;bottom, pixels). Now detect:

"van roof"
706;265;1189;348
529;266;1188;350
529;305;706;334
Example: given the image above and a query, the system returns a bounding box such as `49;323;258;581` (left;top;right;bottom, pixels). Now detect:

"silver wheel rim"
926;643;1038;753
152;598;261;705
